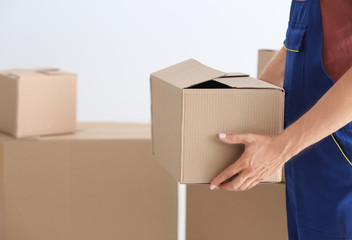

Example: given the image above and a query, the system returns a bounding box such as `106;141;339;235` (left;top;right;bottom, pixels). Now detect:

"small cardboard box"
0;68;77;138
150;59;285;184
186;184;288;240
0;122;177;240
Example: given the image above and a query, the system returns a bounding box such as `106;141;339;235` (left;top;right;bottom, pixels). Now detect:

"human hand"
209;132;291;191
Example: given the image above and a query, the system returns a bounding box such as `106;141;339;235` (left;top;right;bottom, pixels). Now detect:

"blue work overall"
283;0;352;239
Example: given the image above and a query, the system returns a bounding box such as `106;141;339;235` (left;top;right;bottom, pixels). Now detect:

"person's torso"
320;0;352;82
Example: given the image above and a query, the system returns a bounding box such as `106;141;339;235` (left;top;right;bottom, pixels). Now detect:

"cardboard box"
0;68;77;138
257;49;279;78
0;122;177;240
150;59;285;183
186;184;288;240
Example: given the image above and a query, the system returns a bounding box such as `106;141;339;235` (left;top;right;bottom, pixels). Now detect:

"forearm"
278;66;352;160
259;46;286;88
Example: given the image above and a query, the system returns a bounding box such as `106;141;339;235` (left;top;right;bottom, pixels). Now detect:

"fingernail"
210;184;218;190
219;133;226;139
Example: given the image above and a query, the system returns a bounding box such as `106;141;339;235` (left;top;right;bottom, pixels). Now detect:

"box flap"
150;59;226;89
213;76;284;90
221;72;249;78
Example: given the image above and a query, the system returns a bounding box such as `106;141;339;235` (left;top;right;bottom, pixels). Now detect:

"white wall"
0;0;291;123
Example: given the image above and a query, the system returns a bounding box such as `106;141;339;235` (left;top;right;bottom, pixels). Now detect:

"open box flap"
213;76;283;90
150;59;226;89
221;72;249;78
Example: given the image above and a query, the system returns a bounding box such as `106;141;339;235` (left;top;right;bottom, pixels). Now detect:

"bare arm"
258;46;286;88
210;52;352;191
279;66;352;158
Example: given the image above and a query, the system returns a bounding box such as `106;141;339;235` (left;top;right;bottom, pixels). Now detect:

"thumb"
218;132;249;144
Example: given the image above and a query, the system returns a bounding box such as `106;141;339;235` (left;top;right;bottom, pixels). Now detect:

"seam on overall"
296;23;306;231
331;133;352;166
283;43;300;52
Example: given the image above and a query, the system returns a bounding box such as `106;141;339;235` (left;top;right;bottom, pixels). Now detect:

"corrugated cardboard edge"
281;89;286;183
3;70;22;137
0;74;20;138
149;75;154;155
150;75;183;182
276;87;285;183
261;88;285;183
14;78;20;138
257;49;285;183
181;92;185;183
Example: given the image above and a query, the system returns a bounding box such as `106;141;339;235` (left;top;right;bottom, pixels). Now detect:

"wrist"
273;128;304;163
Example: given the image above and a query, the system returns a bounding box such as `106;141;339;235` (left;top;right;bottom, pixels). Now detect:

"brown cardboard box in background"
186;184;288;240
150;58;285;184
0;122;177;240
0;68;77;138
257;49;279;78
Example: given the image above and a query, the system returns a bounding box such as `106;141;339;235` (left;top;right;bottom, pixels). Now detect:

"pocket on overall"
283;22;307;52
282;22;307;128
298;132;352;237
330;131;352;173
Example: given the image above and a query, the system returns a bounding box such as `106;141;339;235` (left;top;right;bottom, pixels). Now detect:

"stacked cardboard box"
186;184;288;240
0;122;178;240
0;67;179;240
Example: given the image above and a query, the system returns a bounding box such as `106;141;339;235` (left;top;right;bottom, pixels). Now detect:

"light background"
0;1;291;239
0;0;290;123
